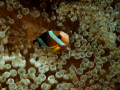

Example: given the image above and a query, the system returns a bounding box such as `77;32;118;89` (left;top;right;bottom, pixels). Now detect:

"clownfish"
33;31;69;52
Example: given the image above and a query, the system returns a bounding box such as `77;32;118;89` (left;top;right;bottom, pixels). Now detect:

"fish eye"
57;35;61;39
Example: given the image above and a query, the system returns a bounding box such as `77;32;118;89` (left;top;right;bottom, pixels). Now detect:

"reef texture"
0;0;120;90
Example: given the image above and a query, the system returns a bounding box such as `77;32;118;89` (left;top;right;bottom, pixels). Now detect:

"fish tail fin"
27;27;35;44
28;39;30;42
33;39;38;44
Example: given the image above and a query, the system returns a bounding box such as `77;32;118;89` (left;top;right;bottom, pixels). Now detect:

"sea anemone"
0;0;120;90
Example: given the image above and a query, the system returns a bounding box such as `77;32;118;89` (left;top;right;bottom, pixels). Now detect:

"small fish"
33;30;69;52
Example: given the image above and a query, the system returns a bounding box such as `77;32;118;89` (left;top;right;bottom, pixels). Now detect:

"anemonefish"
33;31;69;52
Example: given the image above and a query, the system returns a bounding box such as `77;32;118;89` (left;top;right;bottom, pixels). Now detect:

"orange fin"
48;46;56;49
53;47;60;52
28;39;30;42
47;46;60;52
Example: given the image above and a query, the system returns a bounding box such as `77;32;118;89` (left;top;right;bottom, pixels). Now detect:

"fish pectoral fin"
48;46;57;49
47;46;60;52
53;47;60;52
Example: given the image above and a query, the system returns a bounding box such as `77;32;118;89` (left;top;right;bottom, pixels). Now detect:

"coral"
0;0;120;90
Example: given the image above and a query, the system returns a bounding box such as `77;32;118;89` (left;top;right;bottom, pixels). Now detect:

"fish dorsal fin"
48;31;66;46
